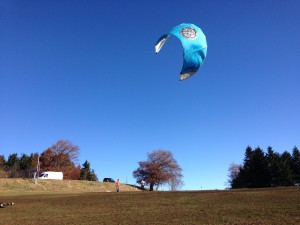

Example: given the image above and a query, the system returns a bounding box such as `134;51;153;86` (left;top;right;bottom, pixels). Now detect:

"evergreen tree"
227;163;242;188
248;147;270;187
89;169;98;182
19;153;33;178
267;147;282;186
279;151;293;186
231;146;252;188
0;155;6;178
5;153;20;178
291;147;300;184
0;155;5;169
80;160;90;180
232;146;270;188
79;160;98;181
242;146;253;187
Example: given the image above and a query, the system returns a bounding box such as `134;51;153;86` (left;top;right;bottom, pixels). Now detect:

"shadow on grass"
127;184;149;191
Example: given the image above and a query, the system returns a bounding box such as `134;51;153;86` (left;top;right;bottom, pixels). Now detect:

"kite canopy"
155;23;207;80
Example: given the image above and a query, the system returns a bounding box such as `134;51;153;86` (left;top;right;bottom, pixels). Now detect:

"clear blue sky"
1;0;299;190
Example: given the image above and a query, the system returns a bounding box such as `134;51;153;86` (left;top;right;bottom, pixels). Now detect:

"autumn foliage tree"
133;150;183;191
1;140;98;180
40;140;81;179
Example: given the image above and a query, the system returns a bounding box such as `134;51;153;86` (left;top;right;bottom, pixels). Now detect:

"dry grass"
0;179;299;224
0;178;139;195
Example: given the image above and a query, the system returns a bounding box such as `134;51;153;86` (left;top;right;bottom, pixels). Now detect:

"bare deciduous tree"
227;162;242;188
168;176;184;191
49;140;79;164
133;150;183;191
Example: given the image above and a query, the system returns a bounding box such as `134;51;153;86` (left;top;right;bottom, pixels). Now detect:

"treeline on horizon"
2;141;300;190
0;140;98;181
228;146;300;189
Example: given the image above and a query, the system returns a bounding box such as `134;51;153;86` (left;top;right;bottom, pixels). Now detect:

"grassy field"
0;179;299;224
0;178;139;194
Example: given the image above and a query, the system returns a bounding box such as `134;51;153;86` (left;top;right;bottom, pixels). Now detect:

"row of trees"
0;140;98;181
0;152;39;179
228;146;300;188
1;140;184;191
3;141;298;191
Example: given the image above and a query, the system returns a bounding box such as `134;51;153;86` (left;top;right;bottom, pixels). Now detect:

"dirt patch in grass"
1;187;299;224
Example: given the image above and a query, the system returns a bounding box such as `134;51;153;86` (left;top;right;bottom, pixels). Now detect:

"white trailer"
38;171;63;180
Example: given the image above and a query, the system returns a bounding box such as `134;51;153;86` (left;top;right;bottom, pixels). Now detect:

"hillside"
0;178;139;194
1;187;300;224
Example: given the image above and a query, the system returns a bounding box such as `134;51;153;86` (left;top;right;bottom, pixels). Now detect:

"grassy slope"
0;178;139;194
1;179;300;224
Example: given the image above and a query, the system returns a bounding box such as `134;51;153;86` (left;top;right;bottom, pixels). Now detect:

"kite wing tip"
180;72;196;81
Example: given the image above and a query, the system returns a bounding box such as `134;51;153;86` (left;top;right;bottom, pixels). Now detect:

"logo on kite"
155;23;207;81
180;27;197;40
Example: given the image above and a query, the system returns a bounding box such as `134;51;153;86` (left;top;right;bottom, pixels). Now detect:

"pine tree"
267;147;281;186
232;146;269;188
6;153;20;178
0;155;6;178
79;160;98;181
279;151;293;186
291;147;300;184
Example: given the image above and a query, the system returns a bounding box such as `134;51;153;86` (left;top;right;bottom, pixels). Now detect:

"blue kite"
155;23;207;80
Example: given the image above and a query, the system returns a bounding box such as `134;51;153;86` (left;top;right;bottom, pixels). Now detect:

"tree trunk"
149;183;154;191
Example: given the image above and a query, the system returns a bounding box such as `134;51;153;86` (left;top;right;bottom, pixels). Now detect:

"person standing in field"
116;179;120;193
141;179;146;190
